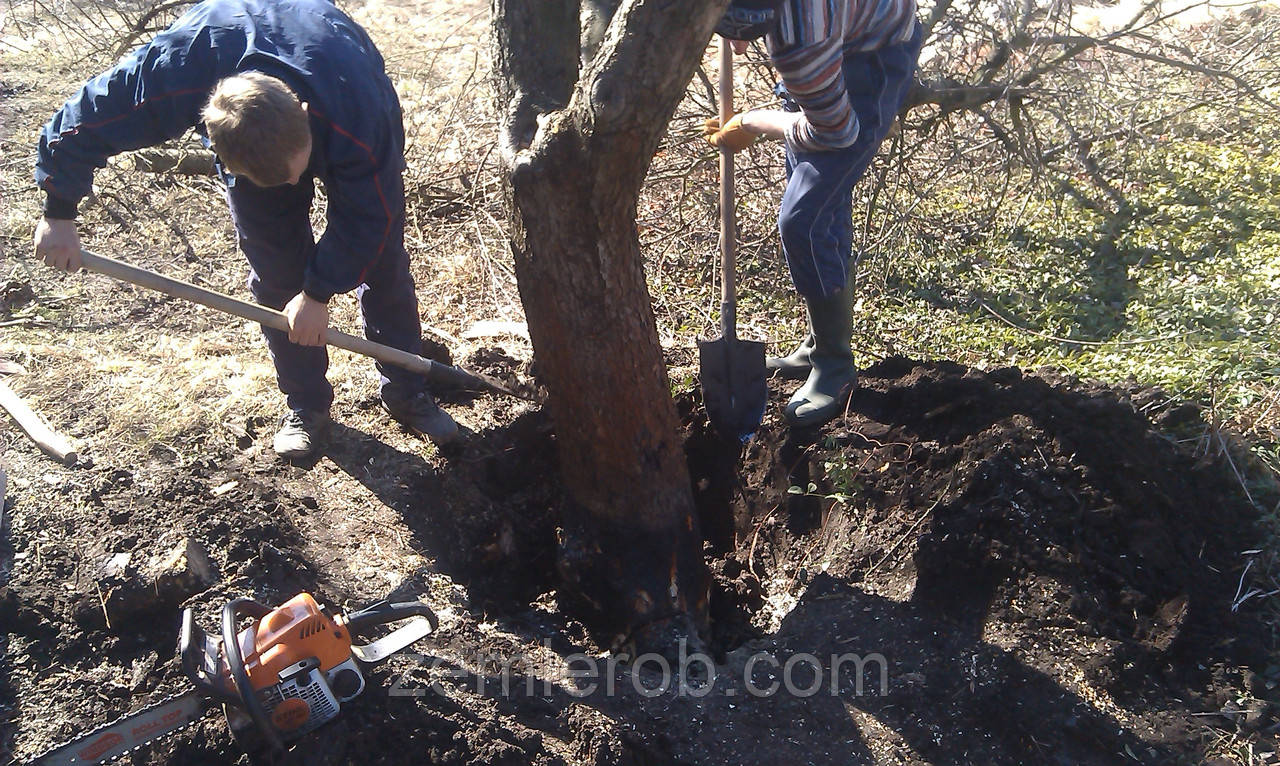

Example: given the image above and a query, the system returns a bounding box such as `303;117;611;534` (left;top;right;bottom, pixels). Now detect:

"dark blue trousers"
224;175;427;413
779;25;923;299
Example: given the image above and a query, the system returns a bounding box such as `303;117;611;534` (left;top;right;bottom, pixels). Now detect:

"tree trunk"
491;0;727;650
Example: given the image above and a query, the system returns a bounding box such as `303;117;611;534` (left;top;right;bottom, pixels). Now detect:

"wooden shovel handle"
78;249;528;400
79;249;442;380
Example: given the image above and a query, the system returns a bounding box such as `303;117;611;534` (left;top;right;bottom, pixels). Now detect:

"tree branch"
576;0;729;134
908;79;1030;111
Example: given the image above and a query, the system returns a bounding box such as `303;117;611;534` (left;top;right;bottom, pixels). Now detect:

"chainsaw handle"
179;607;201;678
180;608;239;703
342;599;439;636
222;598;284;753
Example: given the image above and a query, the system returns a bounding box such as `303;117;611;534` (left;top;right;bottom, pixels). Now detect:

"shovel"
77;249;529;401
698;38;767;440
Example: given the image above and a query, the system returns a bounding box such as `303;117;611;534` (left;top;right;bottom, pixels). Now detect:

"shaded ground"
2;358;1276;765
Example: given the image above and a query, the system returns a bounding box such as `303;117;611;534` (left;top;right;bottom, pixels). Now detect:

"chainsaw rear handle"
342;599;439;636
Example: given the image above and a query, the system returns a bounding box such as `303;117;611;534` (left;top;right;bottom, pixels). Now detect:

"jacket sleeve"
301;123;405;303
35;36;209;217
767;0;860;153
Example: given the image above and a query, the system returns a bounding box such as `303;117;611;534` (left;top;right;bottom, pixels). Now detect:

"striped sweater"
766;0;918;152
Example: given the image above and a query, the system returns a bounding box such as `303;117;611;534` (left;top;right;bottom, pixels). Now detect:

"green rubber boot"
766;333;815;380
784;287;856;427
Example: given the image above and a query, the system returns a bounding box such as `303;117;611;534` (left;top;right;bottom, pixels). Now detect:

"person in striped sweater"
705;0;922;427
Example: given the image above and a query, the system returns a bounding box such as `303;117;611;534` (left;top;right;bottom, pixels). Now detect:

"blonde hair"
202;72;309;186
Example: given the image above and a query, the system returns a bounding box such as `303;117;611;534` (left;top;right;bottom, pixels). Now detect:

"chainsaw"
26;592;438;765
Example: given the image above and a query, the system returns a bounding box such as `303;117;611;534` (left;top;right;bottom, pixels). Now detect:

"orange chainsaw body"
238;593;352;691
175;591;437;749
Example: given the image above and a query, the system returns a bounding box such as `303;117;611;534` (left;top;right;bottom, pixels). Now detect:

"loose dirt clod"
0;281;34;315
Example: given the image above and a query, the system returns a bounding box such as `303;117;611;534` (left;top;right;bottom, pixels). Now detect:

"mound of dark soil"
684;358;1272;763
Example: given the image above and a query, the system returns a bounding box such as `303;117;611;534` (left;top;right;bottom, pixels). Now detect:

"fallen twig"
0;317;52;328
0;379;78;465
94;579;113;631
1216;428;1258;510
130;147;216;176
978;299;1187;347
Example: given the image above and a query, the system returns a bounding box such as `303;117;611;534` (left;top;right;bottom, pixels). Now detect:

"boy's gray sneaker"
273;409;331;459
383;391;459;445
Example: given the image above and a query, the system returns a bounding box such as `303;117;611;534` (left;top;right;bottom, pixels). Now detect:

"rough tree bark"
490;0;728;651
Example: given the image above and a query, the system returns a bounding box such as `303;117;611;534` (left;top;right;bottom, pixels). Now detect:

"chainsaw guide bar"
26;690;211;766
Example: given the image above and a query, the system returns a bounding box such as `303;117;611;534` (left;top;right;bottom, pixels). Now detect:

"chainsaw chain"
24;689;213;765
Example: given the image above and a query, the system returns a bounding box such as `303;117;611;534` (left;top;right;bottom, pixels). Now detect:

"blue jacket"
35;0;406;302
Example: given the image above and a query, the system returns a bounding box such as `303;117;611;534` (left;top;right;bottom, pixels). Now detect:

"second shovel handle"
718;38;738;336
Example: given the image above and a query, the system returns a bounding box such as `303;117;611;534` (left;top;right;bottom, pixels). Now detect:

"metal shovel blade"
699;335;767;440
423;359;530;401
